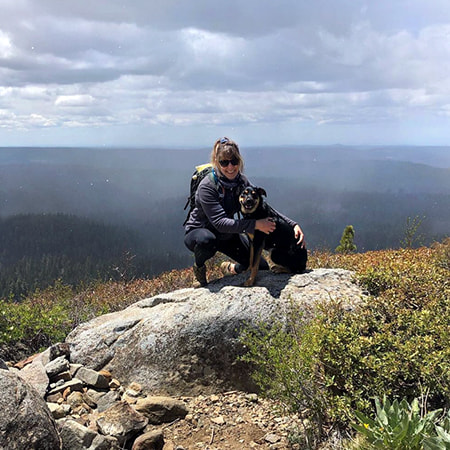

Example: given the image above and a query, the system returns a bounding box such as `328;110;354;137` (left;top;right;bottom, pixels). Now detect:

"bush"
0;281;73;351
240;240;450;441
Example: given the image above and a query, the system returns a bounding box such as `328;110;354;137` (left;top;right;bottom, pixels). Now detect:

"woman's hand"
294;224;306;248
255;218;276;235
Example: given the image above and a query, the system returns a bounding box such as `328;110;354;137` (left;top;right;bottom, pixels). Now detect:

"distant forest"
0;146;449;300
0;214;186;299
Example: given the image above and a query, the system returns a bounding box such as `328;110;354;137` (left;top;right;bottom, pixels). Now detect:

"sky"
1;0;450;148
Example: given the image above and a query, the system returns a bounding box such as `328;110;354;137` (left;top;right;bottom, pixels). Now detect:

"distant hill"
1;146;449;219
0;145;448;299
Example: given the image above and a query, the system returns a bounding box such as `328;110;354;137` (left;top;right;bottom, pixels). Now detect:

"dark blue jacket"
185;171;296;236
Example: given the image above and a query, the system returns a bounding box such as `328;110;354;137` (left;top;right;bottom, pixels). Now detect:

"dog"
239;186;307;286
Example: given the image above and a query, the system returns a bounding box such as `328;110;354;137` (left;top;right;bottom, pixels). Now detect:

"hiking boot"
220;261;236;277
193;264;207;288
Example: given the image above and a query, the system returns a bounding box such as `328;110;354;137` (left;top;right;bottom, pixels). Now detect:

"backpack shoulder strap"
209;168;224;198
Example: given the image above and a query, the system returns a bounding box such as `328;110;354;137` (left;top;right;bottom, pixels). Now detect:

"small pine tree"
336;225;357;254
400;215;425;249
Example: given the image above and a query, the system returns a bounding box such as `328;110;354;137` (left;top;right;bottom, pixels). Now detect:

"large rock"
0;369;61;449
67;269;365;395
16;353;49;397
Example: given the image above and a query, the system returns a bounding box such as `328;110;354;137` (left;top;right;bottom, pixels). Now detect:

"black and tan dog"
239;186;307;286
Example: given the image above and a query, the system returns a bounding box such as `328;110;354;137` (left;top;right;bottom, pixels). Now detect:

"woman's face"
217;152;240;180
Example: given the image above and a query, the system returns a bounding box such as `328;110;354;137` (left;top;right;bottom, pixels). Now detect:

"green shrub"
351;397;450;450
240;240;450;440
432;237;450;270
0;280;73;350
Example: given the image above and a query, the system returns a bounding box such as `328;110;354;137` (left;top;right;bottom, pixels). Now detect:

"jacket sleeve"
270;206;298;228
197;180;256;234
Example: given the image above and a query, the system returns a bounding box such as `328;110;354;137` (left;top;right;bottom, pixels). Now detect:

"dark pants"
184;228;268;274
270;246;308;273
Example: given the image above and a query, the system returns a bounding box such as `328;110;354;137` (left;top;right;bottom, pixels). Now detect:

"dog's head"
239;186;267;215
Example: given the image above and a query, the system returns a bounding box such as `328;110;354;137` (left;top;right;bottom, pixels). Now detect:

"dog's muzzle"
241;198;256;210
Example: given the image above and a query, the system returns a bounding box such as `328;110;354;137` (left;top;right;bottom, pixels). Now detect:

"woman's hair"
210;137;244;173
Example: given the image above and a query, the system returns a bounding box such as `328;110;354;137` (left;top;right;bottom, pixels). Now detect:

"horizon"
1;143;450;149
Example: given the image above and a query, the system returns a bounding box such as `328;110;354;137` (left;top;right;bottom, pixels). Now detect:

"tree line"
0;213;188;300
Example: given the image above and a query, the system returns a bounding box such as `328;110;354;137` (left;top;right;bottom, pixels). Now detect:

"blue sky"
1;0;450;148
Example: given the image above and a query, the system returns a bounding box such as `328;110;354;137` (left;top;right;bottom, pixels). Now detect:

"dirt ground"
153;391;308;450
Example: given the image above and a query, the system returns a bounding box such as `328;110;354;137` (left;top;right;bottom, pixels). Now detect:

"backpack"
183;163;221;226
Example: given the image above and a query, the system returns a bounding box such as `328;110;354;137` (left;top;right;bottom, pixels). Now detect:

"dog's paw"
270;264;291;274
243;278;255;287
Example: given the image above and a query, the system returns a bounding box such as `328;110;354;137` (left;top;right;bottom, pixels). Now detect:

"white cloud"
55;95;96;107
0;30;13;58
0;0;449;146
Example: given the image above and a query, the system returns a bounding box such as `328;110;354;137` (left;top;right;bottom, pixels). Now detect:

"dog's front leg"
244;235;264;287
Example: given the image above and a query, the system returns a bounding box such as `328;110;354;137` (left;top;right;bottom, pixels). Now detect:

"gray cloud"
0;0;449;146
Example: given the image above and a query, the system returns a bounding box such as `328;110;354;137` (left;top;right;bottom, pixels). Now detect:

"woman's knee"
184;229;216;251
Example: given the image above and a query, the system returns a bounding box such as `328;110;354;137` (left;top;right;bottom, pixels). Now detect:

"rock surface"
0;269;365;449
67;269;365;395
0;369;61;449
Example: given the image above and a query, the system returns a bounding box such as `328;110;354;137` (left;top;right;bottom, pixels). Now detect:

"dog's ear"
257;187;267;197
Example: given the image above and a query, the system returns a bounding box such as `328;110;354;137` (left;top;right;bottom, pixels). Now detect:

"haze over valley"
1;145;449;298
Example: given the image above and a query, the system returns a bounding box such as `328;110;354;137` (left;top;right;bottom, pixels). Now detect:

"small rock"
66;391;85;409
91;433;120;450
211;416;225;425
45;355;70;378
76;366;110;389
129;381;142;393
47;402;66;419
264;433;281;444
134;396;189;425
86;388;107;404
46;392;63;403
123;393;138;404
82;392;97;409
69;363;83;377
125;388;140;398
41;342;70;366
52;370;72;383
97;401;148;446
99;369;113;381
97;390;121;413
132;430;164;450
109;378;121;389
58;419;98;449
47;378;84;396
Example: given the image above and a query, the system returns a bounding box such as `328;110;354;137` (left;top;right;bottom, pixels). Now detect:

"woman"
184;137;305;287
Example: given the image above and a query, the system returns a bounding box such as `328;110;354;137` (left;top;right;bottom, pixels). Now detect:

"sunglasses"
219;157;239;168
